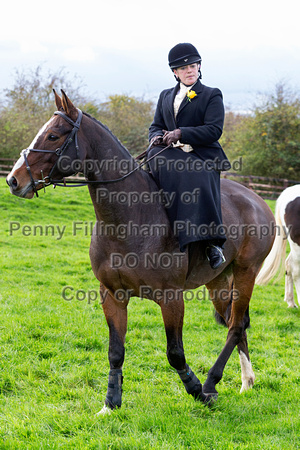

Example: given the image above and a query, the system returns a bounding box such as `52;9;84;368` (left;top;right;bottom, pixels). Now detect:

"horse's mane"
83;111;135;160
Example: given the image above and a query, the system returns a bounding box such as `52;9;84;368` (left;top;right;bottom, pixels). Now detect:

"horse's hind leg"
97;285;128;415
160;291;206;403
214;303;255;393
237;308;255;392
204;267;256;400
284;253;297;308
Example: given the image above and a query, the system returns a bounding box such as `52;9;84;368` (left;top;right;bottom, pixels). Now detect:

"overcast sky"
1;0;299;112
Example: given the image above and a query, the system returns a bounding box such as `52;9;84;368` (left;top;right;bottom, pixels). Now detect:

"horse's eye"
48;134;59;141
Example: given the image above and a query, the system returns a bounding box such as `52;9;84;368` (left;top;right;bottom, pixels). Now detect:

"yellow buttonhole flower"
186;90;197;102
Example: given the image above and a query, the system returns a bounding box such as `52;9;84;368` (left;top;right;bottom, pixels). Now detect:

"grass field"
0;178;299;449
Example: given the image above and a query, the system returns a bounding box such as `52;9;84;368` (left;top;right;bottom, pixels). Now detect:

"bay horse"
256;184;300;308
7;90;275;414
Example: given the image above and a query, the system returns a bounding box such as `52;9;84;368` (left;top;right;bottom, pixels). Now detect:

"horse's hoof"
285;297;298;308
203;392;218;406
192;390;208;403
95;404;112;416
240;376;255;393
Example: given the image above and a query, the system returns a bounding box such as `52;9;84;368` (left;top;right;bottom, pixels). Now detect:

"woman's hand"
162;129;182;146
150;135;164;146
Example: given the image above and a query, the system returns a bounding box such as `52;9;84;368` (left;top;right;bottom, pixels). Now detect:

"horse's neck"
85;118;137;182
84;118;168;227
87;174;157;225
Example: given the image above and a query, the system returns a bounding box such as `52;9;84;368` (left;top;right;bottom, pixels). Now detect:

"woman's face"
173;63;199;85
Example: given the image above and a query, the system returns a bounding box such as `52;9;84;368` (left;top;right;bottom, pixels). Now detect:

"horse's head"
7;90;84;198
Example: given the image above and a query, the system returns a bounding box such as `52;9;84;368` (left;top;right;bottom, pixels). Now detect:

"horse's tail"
255;199;287;285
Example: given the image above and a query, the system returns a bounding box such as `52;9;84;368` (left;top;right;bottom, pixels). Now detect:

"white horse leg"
284;254;297;308
239;350;255;393
294;277;300;308
286;243;300;308
291;250;300;308
291;244;300;307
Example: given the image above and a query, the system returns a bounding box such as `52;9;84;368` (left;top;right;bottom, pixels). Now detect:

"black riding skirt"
148;145;226;251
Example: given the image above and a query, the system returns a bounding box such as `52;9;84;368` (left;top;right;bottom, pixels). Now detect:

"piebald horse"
256;184;300;308
7;91;275;414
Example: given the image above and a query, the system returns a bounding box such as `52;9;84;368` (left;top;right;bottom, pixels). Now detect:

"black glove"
150;135;164;146
162;129;182;146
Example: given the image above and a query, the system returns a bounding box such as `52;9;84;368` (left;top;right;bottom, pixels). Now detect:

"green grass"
0;178;299;449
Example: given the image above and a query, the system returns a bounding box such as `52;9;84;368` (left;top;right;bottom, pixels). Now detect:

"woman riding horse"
6;89;275;413
148;43;231;269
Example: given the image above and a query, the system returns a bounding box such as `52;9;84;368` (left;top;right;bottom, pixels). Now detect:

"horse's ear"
61;90;78;121
53;89;63;111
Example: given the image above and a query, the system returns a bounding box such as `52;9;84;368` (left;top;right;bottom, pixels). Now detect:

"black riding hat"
168;43;202;69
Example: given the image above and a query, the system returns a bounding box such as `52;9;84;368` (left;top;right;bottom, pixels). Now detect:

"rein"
23;109;170;196
51;143;170;187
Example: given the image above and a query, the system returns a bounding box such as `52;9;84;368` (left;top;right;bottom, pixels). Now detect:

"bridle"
22;109;83;197
22;108;170;197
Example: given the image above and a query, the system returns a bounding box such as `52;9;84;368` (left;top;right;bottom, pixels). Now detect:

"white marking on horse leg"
284;254;297;307
95;404;112;416
293;278;300;308
284;276;297;307
239;351;255;393
290;243;300;307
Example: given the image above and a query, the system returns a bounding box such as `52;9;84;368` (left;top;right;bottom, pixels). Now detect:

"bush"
222;82;300;179
0;67;154;159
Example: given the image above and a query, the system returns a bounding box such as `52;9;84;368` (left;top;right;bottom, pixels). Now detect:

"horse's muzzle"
6;175;18;191
6;175;34;198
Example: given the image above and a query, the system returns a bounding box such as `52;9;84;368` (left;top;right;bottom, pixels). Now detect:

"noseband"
22;108;170;197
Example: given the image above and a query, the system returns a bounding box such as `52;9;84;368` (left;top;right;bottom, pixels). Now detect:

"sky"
1;0;300;113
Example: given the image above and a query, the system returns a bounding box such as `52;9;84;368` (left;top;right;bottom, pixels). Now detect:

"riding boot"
206;243;226;270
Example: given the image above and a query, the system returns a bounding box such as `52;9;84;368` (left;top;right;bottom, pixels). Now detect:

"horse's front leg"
97;284;128;415
160;291;206;403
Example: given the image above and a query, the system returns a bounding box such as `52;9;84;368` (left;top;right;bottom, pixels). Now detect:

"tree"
0;67;154;160
224;82;300;179
96;94;154;156
220;109;245;157
0;66;90;159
